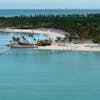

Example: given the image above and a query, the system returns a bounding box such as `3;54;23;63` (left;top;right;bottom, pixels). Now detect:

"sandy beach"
37;44;100;51
0;28;65;40
0;28;100;51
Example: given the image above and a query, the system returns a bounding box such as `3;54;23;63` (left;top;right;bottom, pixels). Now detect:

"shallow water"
0;32;50;54
0;49;100;100
0;32;50;45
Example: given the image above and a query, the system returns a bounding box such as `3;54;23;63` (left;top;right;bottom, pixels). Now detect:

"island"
0;14;100;51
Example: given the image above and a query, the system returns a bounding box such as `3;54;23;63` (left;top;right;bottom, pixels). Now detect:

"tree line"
0;14;100;43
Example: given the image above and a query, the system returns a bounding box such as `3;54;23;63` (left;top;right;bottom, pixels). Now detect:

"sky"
0;0;100;9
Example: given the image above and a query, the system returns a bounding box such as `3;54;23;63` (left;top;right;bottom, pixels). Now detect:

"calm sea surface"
0;9;100;17
0;49;100;100
0;10;100;100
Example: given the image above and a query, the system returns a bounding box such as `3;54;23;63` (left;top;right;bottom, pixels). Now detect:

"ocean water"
0;32;51;54
0;49;100;100
0;9;100;17
0;9;100;100
0;32;50;45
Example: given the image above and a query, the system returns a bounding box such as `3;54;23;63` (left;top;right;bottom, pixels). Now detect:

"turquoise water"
0;32;50;45
0;49;100;100
0;9;100;100
0;32;51;54
0;9;100;17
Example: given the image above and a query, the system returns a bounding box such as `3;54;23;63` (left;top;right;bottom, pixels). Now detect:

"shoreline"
7;44;100;52
0;28;65;40
0;28;100;52
37;44;100;52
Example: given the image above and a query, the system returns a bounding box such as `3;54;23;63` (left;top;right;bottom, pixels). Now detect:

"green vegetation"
0;14;100;43
12;36;20;42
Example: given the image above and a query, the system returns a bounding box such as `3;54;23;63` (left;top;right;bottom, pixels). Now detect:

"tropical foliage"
0;14;100;42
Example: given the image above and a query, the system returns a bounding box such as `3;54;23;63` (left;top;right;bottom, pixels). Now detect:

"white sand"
0;28;65;40
0;28;100;51
37;44;100;51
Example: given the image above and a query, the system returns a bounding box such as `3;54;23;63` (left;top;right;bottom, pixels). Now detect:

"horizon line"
0;8;100;10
